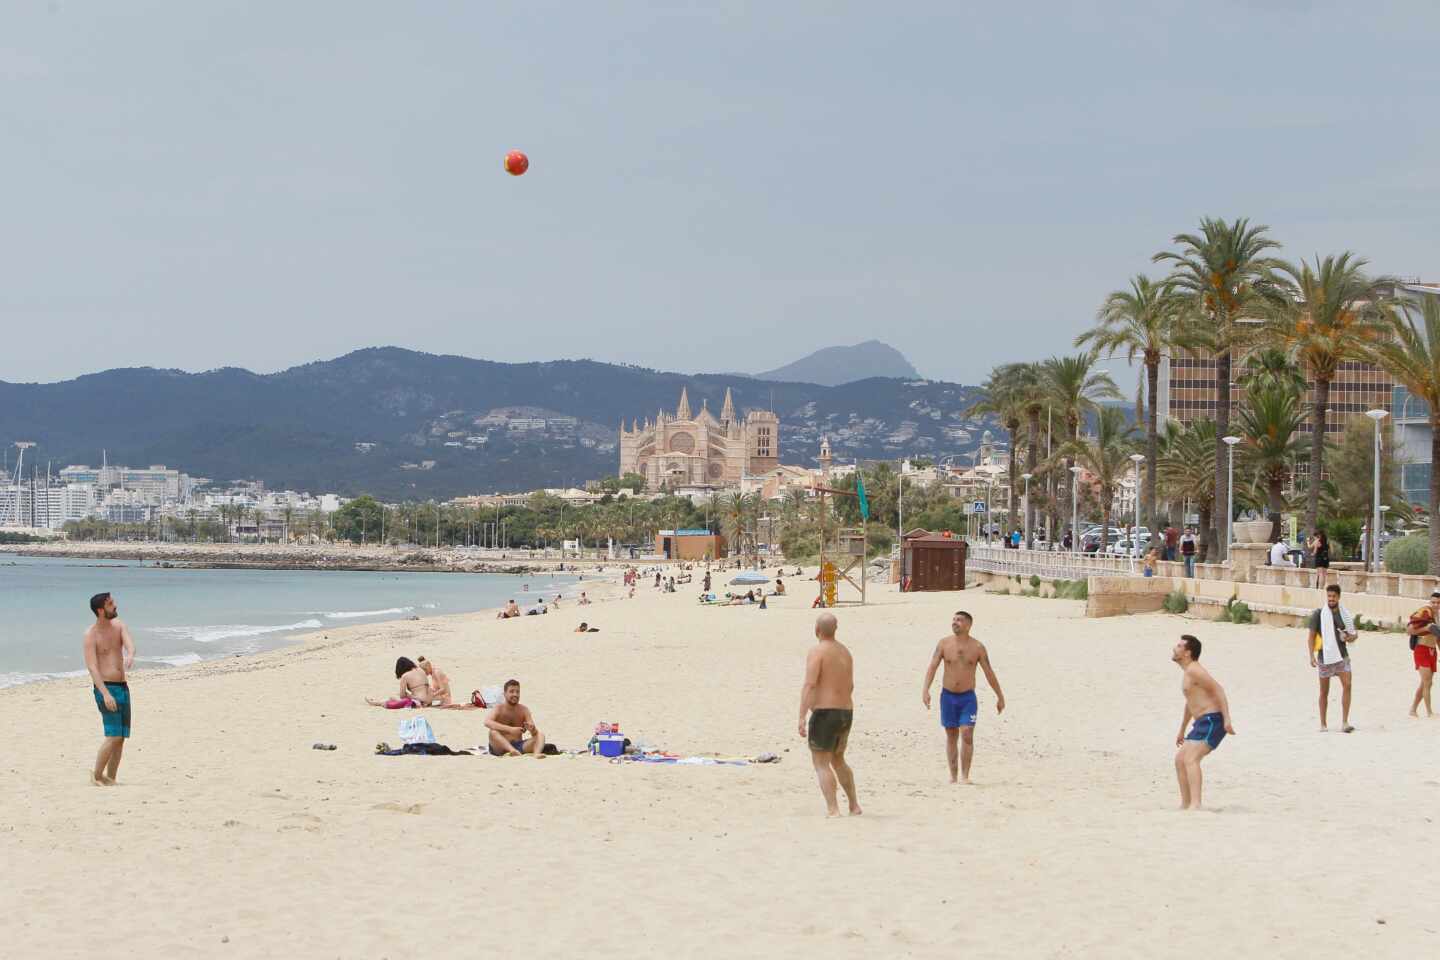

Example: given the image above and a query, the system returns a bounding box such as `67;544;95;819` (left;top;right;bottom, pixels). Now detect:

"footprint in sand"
371;801;426;815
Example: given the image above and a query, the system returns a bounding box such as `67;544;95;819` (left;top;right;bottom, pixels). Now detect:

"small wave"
320;607;413;620
151;619;325;644
143;652;203;668
0;669;88;689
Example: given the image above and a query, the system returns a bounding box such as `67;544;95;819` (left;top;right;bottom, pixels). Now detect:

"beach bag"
398;716;436;745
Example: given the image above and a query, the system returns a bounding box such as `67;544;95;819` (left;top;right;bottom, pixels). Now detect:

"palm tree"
1076;274;1180;535
1158;419;1218;561
1056;407;1137;543
1256;252;1394;537
724;492;754;564
966;364;1027;533
1154;217;1283;560
1233;380;1307;541
1041;353;1121;542
1370;294;1440;573
1236;347;1308;395
1012;362;1047;546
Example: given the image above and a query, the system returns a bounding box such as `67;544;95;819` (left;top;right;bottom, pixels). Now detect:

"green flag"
856;472;870;520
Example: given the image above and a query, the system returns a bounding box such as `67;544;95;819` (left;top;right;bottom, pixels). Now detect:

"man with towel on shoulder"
1307;584;1358;732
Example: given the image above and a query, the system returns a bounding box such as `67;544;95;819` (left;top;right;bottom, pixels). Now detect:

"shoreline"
0;540;657;574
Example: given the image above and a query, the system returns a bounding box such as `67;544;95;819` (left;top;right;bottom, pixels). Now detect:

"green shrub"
1319;517;1362;560
1030;574;1041;589
1384;533;1429;575
1163;590;1189;614
1228;599;1254;624
1053;579;1089;601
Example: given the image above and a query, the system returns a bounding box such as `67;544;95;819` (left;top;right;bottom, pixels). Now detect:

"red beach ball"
504;151;529;176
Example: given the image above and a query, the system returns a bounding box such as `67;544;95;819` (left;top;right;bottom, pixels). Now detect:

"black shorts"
808;708;853;752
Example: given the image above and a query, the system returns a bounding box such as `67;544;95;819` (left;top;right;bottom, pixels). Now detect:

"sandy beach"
3;572;1435;959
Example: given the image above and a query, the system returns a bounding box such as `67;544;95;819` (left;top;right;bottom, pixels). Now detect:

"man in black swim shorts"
798;613;861;817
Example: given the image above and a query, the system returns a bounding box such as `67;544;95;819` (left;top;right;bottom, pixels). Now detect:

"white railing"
966;544;1139;581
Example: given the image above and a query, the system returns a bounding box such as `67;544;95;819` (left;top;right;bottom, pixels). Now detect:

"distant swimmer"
921;611;1005;784
83;592;135;786
484;679;546;757
797;613;861;817
1172;635;1235;810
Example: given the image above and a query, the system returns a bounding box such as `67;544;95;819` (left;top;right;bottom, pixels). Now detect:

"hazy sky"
5;1;1439;387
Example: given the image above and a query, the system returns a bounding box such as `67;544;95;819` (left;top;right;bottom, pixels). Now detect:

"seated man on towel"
366;657;433;709
1307;583;1358;732
484;679;546;757
417;656;451;706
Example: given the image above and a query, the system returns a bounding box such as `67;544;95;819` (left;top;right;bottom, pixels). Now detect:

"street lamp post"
1222;436;1241;562
1366;408;1389;573
1021;472;1033;550
1129;453;1145;573
1069;465;1083;557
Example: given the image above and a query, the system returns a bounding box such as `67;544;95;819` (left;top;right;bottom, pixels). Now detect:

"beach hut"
901;529;967;591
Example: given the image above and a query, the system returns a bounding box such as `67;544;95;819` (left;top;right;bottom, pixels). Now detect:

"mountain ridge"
0;347;989;499
754;340;920;386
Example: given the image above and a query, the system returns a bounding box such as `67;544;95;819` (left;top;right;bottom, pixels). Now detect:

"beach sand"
2;573;1435;958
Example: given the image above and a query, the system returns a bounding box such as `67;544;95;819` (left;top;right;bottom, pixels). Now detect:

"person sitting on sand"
497;599;521;619
367;656;432;708
579;592;591;605
553;595;562;608
417;656;451;706
774;578;785;596
484;679;546;757
1172;634;1235;810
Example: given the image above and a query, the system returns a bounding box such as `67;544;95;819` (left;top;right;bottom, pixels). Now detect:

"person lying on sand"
484;680;546;757
417;656;451;706
575;622;600;633
366;656;433;708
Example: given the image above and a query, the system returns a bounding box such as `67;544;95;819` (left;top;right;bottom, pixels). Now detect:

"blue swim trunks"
1185;711;1225;750
93;681;131;738
940;688;978;728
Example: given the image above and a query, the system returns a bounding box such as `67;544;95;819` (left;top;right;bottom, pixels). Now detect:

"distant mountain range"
0;347;990;499
754;340;920;386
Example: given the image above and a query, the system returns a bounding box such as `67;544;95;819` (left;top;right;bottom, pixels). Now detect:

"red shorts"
1416;645;1438;672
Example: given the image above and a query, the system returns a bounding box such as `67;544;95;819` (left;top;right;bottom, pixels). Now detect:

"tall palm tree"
1158;419;1218;561
1076;274;1181;535
724;492;754;564
1012;363;1047;546
1370;294;1440;573
1236;347;1308;395
1233;380;1307;541
1256;252;1394;537
1154;217;1283;560
966;364;1027;535
1041;353;1121;542
1056;406;1137;543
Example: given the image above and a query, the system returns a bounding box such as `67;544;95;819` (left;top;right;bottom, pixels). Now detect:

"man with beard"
83;592;135;786
484;679;546;756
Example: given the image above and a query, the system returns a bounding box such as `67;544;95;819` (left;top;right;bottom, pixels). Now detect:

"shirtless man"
497;599;521;620
1406;590;1440;717
82;592;135;786
417;656;451;706
484;679;546;757
797;613;861;817
1172;635;1235;810
921;611;1005;784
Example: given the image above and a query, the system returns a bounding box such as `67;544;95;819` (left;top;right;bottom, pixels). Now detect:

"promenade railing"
966;544;1139;581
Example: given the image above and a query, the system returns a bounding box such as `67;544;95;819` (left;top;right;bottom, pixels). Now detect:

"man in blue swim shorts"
82;592;135;786
1172;634;1235;810
921;611;1006;784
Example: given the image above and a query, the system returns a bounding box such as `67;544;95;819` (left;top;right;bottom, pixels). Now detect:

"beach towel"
398;716;436;745
1316;604;1355;666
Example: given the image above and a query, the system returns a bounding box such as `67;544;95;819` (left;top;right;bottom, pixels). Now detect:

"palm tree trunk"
1145;356;1159;532
1306;376;1330;538
1026;409;1040;547
1431;414;1440;576
1213;347;1231;561
1198;503;1213;564
1268;475;1285;543
1007;426;1019;537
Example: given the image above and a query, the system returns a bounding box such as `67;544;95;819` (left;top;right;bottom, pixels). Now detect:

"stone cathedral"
618;388;779;489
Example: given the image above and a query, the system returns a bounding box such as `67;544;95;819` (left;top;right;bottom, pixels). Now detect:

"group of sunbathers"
366;659;547;757
366;656;453;708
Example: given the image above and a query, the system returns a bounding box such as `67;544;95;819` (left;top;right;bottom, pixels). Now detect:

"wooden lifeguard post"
813;438;867;606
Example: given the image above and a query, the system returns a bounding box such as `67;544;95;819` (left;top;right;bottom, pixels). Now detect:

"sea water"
0;555;577;687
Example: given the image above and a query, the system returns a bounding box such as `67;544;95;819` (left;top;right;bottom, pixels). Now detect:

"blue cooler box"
595;733;625;757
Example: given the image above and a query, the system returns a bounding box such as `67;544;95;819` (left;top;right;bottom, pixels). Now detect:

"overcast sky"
5;1;1439;388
